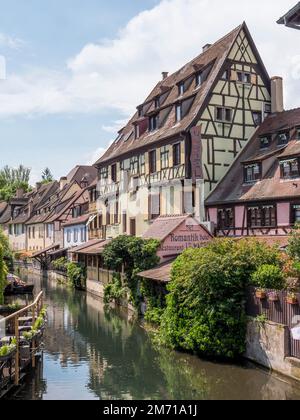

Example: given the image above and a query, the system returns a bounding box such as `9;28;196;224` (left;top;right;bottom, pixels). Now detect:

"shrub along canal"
5;272;300;400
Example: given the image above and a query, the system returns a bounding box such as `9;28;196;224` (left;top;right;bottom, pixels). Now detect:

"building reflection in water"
8;272;300;401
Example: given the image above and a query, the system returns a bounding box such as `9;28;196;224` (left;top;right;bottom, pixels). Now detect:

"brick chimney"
203;43;212;52
162;72;169;80
59;176;68;191
271;76;284;113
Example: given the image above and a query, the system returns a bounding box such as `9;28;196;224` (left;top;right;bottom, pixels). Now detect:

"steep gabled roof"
96;22;267;166
96;25;243;165
206;108;300;205
277;2;300;29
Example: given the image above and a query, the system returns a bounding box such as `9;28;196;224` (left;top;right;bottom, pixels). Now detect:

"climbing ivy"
102;235;160;309
66;262;86;290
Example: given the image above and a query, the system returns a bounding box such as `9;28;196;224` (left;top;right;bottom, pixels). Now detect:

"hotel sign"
158;217;212;259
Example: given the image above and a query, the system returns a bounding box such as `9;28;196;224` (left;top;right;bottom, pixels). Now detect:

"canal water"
6;272;300;400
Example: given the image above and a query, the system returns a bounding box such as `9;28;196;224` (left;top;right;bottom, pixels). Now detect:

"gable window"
176;104;182;122
237;71;251;84
100;167;108;180
244;163;261;183
221;69;230;80
161;146;169;169
173;143;181;167
253;111;262;127
277;131;289;146
111;164;117;183
178;82;185;96
280;159;300;179
260;135;271;149
247;205;276;228
149;115;159;132
217;208;234;230
149;150;157;174
216;107;232;123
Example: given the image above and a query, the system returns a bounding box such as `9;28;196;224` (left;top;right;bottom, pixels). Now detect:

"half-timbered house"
206;107;300;239
94;22;273;239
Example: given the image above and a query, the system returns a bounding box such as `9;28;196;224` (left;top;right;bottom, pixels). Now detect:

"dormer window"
149;115;159;132
138;106;144;118
244;163;261;183
280;159;300;179
176;104;182;122
196;72;202;87
278;131;289;146
154;97;160;109
237;71;251;84
260;135;271;149
178;82;185;96
134;124;140;139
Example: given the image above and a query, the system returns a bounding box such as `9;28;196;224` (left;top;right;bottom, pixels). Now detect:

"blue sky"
0;0;298;183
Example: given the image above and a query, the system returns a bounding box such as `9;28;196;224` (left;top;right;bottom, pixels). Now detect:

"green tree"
287;223;300;261
159;238;283;360
0;227;13;270
0;164;31;201
102;235;160;308
41;167;54;184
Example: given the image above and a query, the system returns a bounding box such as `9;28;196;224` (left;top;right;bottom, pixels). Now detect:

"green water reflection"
8;273;300;400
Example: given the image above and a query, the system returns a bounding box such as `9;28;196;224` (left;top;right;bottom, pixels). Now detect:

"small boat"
4;274;34;296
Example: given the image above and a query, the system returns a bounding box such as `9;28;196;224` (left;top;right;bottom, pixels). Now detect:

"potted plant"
0;339;16;362
286;292;298;305
268;291;279;302
255;288;266;299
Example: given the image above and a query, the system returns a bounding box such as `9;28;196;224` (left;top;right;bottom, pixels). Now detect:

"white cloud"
0;33;25;50
0;0;298;124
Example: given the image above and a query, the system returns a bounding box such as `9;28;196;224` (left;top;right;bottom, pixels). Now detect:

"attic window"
280;159;300;179
216;107;232;123
237;72;251;84
260;135;271;149
178;82;185;96
135;124;140;139
176;104;182;122
264;103;272;118
221;69;230;80
154;97;160;108
277;131;289;146
149;115;159;132
195;72;202;87
244;163;261;183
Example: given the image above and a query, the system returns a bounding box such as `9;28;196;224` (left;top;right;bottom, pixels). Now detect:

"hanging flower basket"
268;292;279;302
255;289;266;300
